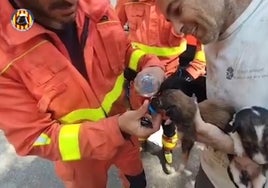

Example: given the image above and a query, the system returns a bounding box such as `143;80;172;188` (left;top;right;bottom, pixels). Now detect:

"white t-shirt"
202;0;268;187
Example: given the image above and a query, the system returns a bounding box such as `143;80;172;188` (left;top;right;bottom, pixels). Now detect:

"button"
100;15;109;22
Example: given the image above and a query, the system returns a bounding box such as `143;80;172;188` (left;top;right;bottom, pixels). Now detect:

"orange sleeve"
115;0;128;26
124;44;165;110
186;41;206;79
125;41;165;72
0;76;125;161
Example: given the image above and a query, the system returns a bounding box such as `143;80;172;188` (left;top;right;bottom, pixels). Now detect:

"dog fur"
228;107;268;188
151;89;268;188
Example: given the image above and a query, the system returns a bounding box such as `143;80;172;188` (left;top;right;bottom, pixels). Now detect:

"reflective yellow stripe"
59;74;125;124
129;49;146;71
59;124;81;161
194;45;206;62
102;73;125;112
60;48;145;124
132;41;187;57
33;133;51;146
60;108;106;123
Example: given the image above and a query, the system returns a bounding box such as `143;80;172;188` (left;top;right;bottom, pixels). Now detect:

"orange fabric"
185;35;197;46
185;38;206;79
0;0;162;187
115;0;206;78
55;136;142;188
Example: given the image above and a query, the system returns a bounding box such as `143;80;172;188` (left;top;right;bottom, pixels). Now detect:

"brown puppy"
151;89;235;168
151;89;268;188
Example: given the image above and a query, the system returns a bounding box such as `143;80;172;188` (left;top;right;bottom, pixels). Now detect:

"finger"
138;124;158;138
138;114;162;137
151;114;162;132
194;105;203;124
135;99;149;118
144;113;152;119
233;157;261;179
246;163;261;178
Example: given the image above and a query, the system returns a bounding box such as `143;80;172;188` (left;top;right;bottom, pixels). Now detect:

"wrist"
198;122;235;154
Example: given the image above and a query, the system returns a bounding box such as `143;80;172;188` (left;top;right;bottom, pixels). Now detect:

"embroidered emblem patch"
11;9;34;31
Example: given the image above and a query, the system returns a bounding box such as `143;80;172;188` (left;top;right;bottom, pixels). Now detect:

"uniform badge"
11;9;34;31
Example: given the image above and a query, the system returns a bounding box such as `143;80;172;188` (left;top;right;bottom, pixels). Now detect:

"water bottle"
134;73;161;128
134;73;161;98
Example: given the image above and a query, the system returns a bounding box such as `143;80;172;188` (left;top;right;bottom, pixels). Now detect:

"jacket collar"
0;0;110;46
0;0;47;46
78;0;110;22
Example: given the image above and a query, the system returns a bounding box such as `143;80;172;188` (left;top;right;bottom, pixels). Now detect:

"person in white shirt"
155;0;268;187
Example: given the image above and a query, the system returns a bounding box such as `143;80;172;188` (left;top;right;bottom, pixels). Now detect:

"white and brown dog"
228;106;268;188
150;89;268;188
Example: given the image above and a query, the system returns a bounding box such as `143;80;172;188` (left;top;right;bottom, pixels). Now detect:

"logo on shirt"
11;9;34;31
226;66;234;80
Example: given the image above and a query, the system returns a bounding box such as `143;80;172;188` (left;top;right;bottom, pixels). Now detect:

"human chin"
196;26;218;44
198;33;216;44
55;12;76;24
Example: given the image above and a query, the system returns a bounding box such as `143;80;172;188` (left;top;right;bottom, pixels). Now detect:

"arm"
0;76;125;161
197;122;234;154
125;42;165;73
196;115;262;180
125;43;165;108
194;106;235;154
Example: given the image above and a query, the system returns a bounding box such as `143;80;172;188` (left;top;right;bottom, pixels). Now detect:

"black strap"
179;44;197;68
124;68;138;81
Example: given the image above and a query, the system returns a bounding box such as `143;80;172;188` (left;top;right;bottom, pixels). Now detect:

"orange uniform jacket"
0;0;163;172
116;0;206;78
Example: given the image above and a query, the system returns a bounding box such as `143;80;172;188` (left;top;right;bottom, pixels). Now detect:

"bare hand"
194;104;235;154
234;156;262;179
193;103;212;138
118;100;162;138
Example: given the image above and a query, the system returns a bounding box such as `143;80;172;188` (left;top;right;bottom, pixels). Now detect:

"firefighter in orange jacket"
0;0;165;188
115;0;206;172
